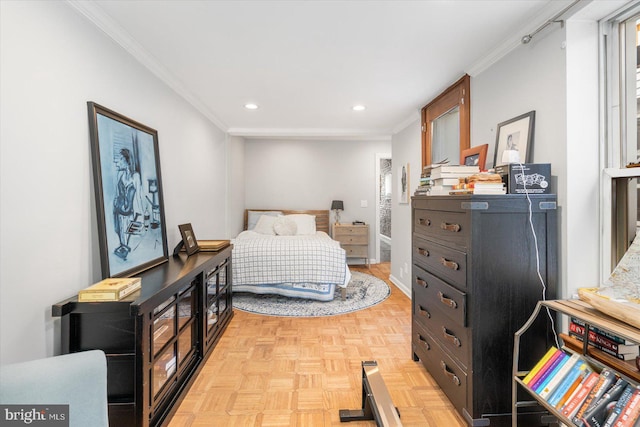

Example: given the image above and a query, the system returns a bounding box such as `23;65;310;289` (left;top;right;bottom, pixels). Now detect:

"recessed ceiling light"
352;105;366;111
244;103;259;110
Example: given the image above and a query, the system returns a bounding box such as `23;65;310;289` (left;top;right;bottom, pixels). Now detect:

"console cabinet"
52;247;233;427
411;195;557;426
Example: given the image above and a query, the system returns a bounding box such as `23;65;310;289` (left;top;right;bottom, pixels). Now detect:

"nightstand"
332;223;369;267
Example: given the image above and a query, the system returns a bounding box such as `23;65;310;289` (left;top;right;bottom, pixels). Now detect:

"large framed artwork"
88;102;168;278
493;111;535;167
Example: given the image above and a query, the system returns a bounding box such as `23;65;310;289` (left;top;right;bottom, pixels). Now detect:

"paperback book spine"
539;353;581;399
523;346;559;385
613;387;640;427
574;368;617;426
581;378;629;427
548;361;590;408
529;349;566;391
603;384;637;427
535;353;571;395
561;372;602;419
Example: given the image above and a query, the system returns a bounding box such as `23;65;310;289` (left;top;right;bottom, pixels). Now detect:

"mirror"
422;74;470;167
431;106;460;164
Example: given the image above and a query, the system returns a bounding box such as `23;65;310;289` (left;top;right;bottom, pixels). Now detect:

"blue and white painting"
95;110;166;277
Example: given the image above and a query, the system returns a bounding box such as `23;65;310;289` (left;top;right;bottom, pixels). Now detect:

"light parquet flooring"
168;263;466;427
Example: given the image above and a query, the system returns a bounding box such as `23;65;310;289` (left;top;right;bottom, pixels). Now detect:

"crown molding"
228;128;392;141
65;0;228;131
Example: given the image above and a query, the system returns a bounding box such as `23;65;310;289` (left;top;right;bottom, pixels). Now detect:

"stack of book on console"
523;346;640;426
448;173;506;195
78;277;142;302
568;318;640;361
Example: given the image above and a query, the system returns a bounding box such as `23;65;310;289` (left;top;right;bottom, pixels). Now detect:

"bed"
232;209;351;301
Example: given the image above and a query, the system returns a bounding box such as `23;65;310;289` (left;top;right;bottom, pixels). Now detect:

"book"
581;377;629;427
430;165;479;180
562;372;601;418
431;177;460;186
529;348;566;391
613;386;640;427
523;346;559;385
535;352;571;395
78;277;142;302
569;330;640;360
603;384;637;427
571;318;635;345
197;240;230;251
548;361;591;407
569;322;640;354
539;353;581;399
554;366;592;410
574;368;618;425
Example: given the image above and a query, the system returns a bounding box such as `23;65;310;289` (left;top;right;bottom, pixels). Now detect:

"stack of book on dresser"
78;277;142;302
568;318;640;361
416;163;480;195
523;345;640;426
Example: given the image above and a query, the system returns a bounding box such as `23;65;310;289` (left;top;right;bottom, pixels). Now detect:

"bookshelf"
512;299;640;426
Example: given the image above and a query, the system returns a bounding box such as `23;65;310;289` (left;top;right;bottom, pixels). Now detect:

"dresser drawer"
412;285;470;368
413;236;467;290
414;208;469;248
412;321;467;414
413;264;467;327
335;234;368;245
342;245;367;257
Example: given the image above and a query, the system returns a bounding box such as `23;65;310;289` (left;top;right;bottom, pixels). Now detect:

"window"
601;4;640;271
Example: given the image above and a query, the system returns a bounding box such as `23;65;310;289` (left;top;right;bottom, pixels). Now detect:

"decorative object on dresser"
493;110;535;167
78;277;141;302
233;271;389;317
460;144;488;170
178;223;199;256
332;223;369;267
411;194;557;427
234;209;350;301
331;200;344;224
87;102;169;279
52;247;234;427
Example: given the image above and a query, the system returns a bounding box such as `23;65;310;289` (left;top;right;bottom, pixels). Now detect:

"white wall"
390;118;421;296
0;1;228;364
227;135;246;235
243;138;392;259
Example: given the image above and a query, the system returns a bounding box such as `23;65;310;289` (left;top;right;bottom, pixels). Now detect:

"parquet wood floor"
168;263;466;427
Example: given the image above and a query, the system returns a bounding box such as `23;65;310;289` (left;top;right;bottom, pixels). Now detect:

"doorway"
376;153;392;263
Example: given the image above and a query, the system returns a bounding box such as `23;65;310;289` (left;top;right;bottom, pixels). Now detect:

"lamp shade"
331;200;344;210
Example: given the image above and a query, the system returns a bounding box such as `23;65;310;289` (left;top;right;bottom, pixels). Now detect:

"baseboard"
389;274;410;298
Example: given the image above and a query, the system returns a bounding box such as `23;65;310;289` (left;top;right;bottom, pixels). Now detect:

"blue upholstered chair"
0;350;109;427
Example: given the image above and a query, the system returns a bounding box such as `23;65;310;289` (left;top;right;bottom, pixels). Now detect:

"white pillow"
273;216;297;236
286;214;316;235
253;215;277;235
247;210;282;230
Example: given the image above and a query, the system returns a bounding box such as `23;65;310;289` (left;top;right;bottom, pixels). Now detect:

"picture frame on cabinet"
399;162;410;204
178;223;200;256
493;111;535;168
88;102;169;278
461;144;488;170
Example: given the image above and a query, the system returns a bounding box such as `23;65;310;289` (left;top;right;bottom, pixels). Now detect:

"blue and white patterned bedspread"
232;231;349;301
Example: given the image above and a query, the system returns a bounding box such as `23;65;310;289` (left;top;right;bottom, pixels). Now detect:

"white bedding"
232;230;350;301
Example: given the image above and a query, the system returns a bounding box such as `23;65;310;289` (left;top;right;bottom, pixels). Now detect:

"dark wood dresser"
411;195;558;426
52;247;233;427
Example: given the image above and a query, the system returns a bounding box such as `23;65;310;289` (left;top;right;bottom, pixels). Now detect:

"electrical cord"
517;161;561;350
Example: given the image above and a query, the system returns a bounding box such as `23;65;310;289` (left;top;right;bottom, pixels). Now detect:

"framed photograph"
88;102;168;278
493;111;535;167
460;144;488;170
178;223;200;256
399;163;410;204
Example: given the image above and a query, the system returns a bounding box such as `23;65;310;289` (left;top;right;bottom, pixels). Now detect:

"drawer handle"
440;222;461;233
418;218;431;226
440;257;459;270
440;361;461;386
438;291;457;309
417;248;430;257
418;305;431;318
417;334;431;351
416;277;428;288
442;327;462;347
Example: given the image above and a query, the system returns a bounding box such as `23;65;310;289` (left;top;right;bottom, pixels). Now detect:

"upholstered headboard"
244;209;330;234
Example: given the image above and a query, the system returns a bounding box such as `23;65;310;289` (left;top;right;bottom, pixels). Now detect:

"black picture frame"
493;111;535;167
178;223;199;256
88;102;168;278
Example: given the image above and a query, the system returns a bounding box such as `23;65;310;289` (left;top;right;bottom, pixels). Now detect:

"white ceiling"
71;0;576;139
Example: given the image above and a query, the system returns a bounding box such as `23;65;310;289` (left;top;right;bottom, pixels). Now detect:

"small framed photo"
178;223;199;256
493;111;535;167
460;144;488;170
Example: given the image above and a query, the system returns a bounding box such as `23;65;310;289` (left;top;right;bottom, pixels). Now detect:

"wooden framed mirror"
421;74;470;167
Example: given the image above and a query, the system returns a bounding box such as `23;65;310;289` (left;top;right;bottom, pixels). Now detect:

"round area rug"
233;271;391;317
